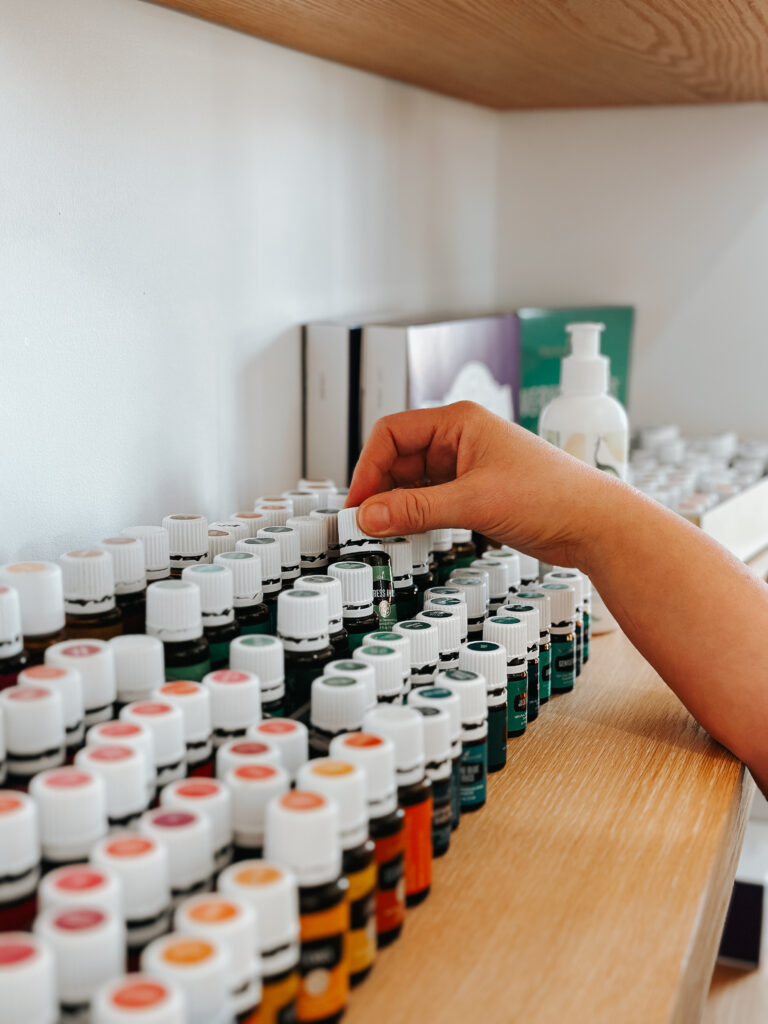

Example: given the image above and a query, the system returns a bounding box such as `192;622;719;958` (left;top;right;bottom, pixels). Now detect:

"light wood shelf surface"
345;628;752;1024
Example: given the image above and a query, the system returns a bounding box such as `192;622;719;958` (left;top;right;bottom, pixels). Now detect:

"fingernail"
360;501;390;534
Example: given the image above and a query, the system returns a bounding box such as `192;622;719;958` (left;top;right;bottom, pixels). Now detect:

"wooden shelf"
343;629;750;1023
152;0;768;109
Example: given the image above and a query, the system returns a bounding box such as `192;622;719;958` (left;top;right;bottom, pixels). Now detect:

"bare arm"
346;402;768;792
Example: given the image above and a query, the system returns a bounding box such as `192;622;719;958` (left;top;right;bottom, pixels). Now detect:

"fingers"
357;478;473;537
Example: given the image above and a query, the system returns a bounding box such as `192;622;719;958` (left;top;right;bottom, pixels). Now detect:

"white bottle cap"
161;516;209;571
424;585;465;603
87;721;156;798
299;476;336;490
182;566;234;627
310;509;340;557
45;639;116;722
452;529;473;544
452;567;489;607
121;527;171;582
382;538;413;586
276;589;329;651
213;551;263;606
328;732;398;818
283;491;320;517
408;533;431;575
236;537;281;594
257;526;301;582
326;490;348;511
0;932;57;1024
18;664;84;748
337;506;384;555
265;790;341;886
460;641;508;694
417;609;461;657
39;864;123;918
355;645;404;702
507;547;538;584
483;615;528;661
540;582;576;626
323;659;376;708
311;675;370;734
74;745;148;826
174;895;259;1015
91;834;170;937
140;933;231;1024
35;905;125;1010
145;581;203;643
412;705;451;779
0;792;39;903
155;682;212;748
471;558;507;599
203;670;261;737
226;764;290;850
285;516;328;572
328;561;373;617
297;759;368;849
216;738;281;780
295;576;343;631
450;577;486;618
0;686;64;769
230;512;270;538
393;619;439;668
0;561;65;639
139;809;213;897
0;586;23;658
110;635;165;703
407;687;462;757
218;860;300;976
560;322;608;396
517;590;552;638
429;529;453;553
160;780;232;867
545;569;584;611
61;549;116;615
249;719;308;778
484;549;522;591
229;636;285;705
30;767;107;863
121;702;185;777
361;630;411;689
206;529;236;560
438;669;487;728
362;704;425;786
258;494;295;509
500;603;540;653
91;974;185;1024
254;503;292;528
99;538;146;596
209;522;248;545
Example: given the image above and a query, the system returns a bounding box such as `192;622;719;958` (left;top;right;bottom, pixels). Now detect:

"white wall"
497;103;768;437
0;0;498;562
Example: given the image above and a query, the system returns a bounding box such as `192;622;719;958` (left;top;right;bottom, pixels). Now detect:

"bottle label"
373;830;405;936
165;659;211;683
403;796;433;898
539;647;552;700
262;971;299;1024
575;620;583;676
298;902;349;1022
487;704;507;769
506;671;528;733
241;621;271;636
371;566;397;630
551;636;576;692
451;759;461;829
583;610;591;662
527;659;540;715
346;859;377;977
459;742;487;808
430;777;452;855
543;428;628;480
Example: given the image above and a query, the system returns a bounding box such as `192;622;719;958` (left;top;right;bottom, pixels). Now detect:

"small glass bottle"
29;766;107;872
517;590;552;704
61;549;123;640
483;615;528;737
295;575;349;658
310;508;342;565
182;565;238;670
407;686;462;832
74;743;148;830
483;548;522;600
250;718;309;780
0;586;28;690
449;576;486;638
459;641;508;772
46;638;117;726
227;763;289;860
439;669;488;812
501;603;541;721
408;532;434;611
111;634;165;709
0;561;66;666
121;525;171;583
297;759;377;986
416;608;461;671
140;933;231;1024
430;529;456;583
287;515;329;575
216;738;280;781
328;561;378;651
121;700;186;786
411;705;452;857
0;933;57;1024
540;583;576;693
145;581;211;682
100;537;147;635
161;514;209;577
309;675;368;758
323;658;376;708
393;619;439;695
237;536;282;633
355;644;404;704
87;721;156;805
362;704;432;907
214;551;270;636
155;681;213;777
18;664;84;758
337;508;397;630
257;526;301;591
382;538;419;620
139;808;214;908
161;779;233;874
511;547;540;588
545;569;585;677
265;791;349;1024
451;566;490;615
1;685;65;786
91;974;185;1023
0;791;40;931
38;863;123;918
451;529;477;568
202;670;261;749
471;558;508;615
229;635;287;717
361;630;412;696
277;589;334;713
423;594;468;645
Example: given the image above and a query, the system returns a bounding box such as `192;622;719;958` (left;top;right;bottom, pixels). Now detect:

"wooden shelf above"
152;0;768;109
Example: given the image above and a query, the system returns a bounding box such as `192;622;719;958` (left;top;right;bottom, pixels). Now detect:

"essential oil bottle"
309;675;368;758
250;718;309;780
229;635;287;717
38;863;122;918
512;547;540;587
408;686;462;831
282;491;320;517
145;580;211;682
87;720;156;805
265;791;349;1024
0;791;40;931
121;700;186;786
207;528;237;560
1;685;65;786
30;766;108;871
416;608;461;670
361;630;411;696
111;634;165;709
337;508;397;630
0;587;28;691
382;538;419;620
459;641;508;771
121;525;171;583
355;644;404;703
162;779;234;873
501;603;541;721
310;508;341;565
0;562;65;666
411;705;452;857
139;808;214;908
393;619;439;694
182;565;238;670
483;616;528;736
0;932;57;1024
74;743;148;830
362;704;432;907
540;583;576;693
471;558;508;615
216;738;280;781
230;511;270;537
581;575;592;663
203;669;262;750
517;590;552;704
162;514;209;577
257;526;301;591
140;932;231;1024
451;566;489;617
297;759;377;986
277;589;334;713
18;664;84;757
155;681;214;777
328;561;377;651
61;549;123;640
483;548;522;599
323;659;376;709
237;536;282;632
448;576;486;638
227;763;289;860
287;515;329;575
46;638;117;726
429;529;456;583
90;974;184;1023
100;537;147;634
545;570;585;676
451;529;477;568
408;533;434;610
214;551;270;636
255;502;293;527
439;669;488;812
423;594;468;644
295;575;349;657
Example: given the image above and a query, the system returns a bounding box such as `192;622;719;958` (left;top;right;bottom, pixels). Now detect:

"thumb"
357;481;471;537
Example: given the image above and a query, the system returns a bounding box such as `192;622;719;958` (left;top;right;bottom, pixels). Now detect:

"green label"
371;565;397;630
575;621;583;677
583;610;591;663
459;741;487;808
348;629;369;652
487;704;507;771
165;658;211;683
551;636;575;692
453;554;475;569
539;647;552;700
240;621;271;636
208;639;231;669
506;671;528;734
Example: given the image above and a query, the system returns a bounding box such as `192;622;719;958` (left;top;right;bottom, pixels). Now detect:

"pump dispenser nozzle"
560;323;608;396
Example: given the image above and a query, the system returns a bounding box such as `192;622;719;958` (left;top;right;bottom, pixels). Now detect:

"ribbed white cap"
236;538;281;594
417;609;461;655
203;670;261;735
428;529;451;553
217;861;299;975
286;516;328;571
483;616;528;660
91;974;185;1024
39;864;123;918
326;489;349;511
295;576;343;628
30;767;107;863
282;491;320;517
0;932;57;1024
230;512;270;538
299;476;336;491
110;635;165;703
161;516;209;570
506;547;539;582
257;526;300;579
61;549;116;615
75;745;148;823
213;552;263;606
540;582;576;625
297;759;368;849
216;738;281;780
407;687;461;757
46;639;116;720
408;533;431;575
323;659;376;709
424;585;465;603
209;522;249;546
328;561;373;616
500;604;540;650
517;590;552;637
450;577;486;618
254;504;292;528
276;589;329;650
206;529;236;560
0;791;39;894
0;586;22;658
382;538;413;585
460;641;507;690
155;682;211;745
355;645;404;701
120;702;185;776
87;721;156;797
310;509;339;556
438;670;487;727
226;764;290;849
145;581;203;643
100;538;146;595
362;705;425;786
329;732;398;818
451;529;473;544
545;570;584;610
249;719;308;778
412;706;451;779
452;568;489;608
228;636;284;704
361;631;411;688
310;675;369;734
18;664;84;743
0;561;64;638
182;566;234;627
471;558;507;599
139;809;213;894
35;906;125;1009
140;933;231;1024
160;780;232;864
265;791;341;886
484;549;522;590
336;506;384;555
423;597;468;641
0;686;64;763
121;527;171;582
393;620;439;666
91;834;170;928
